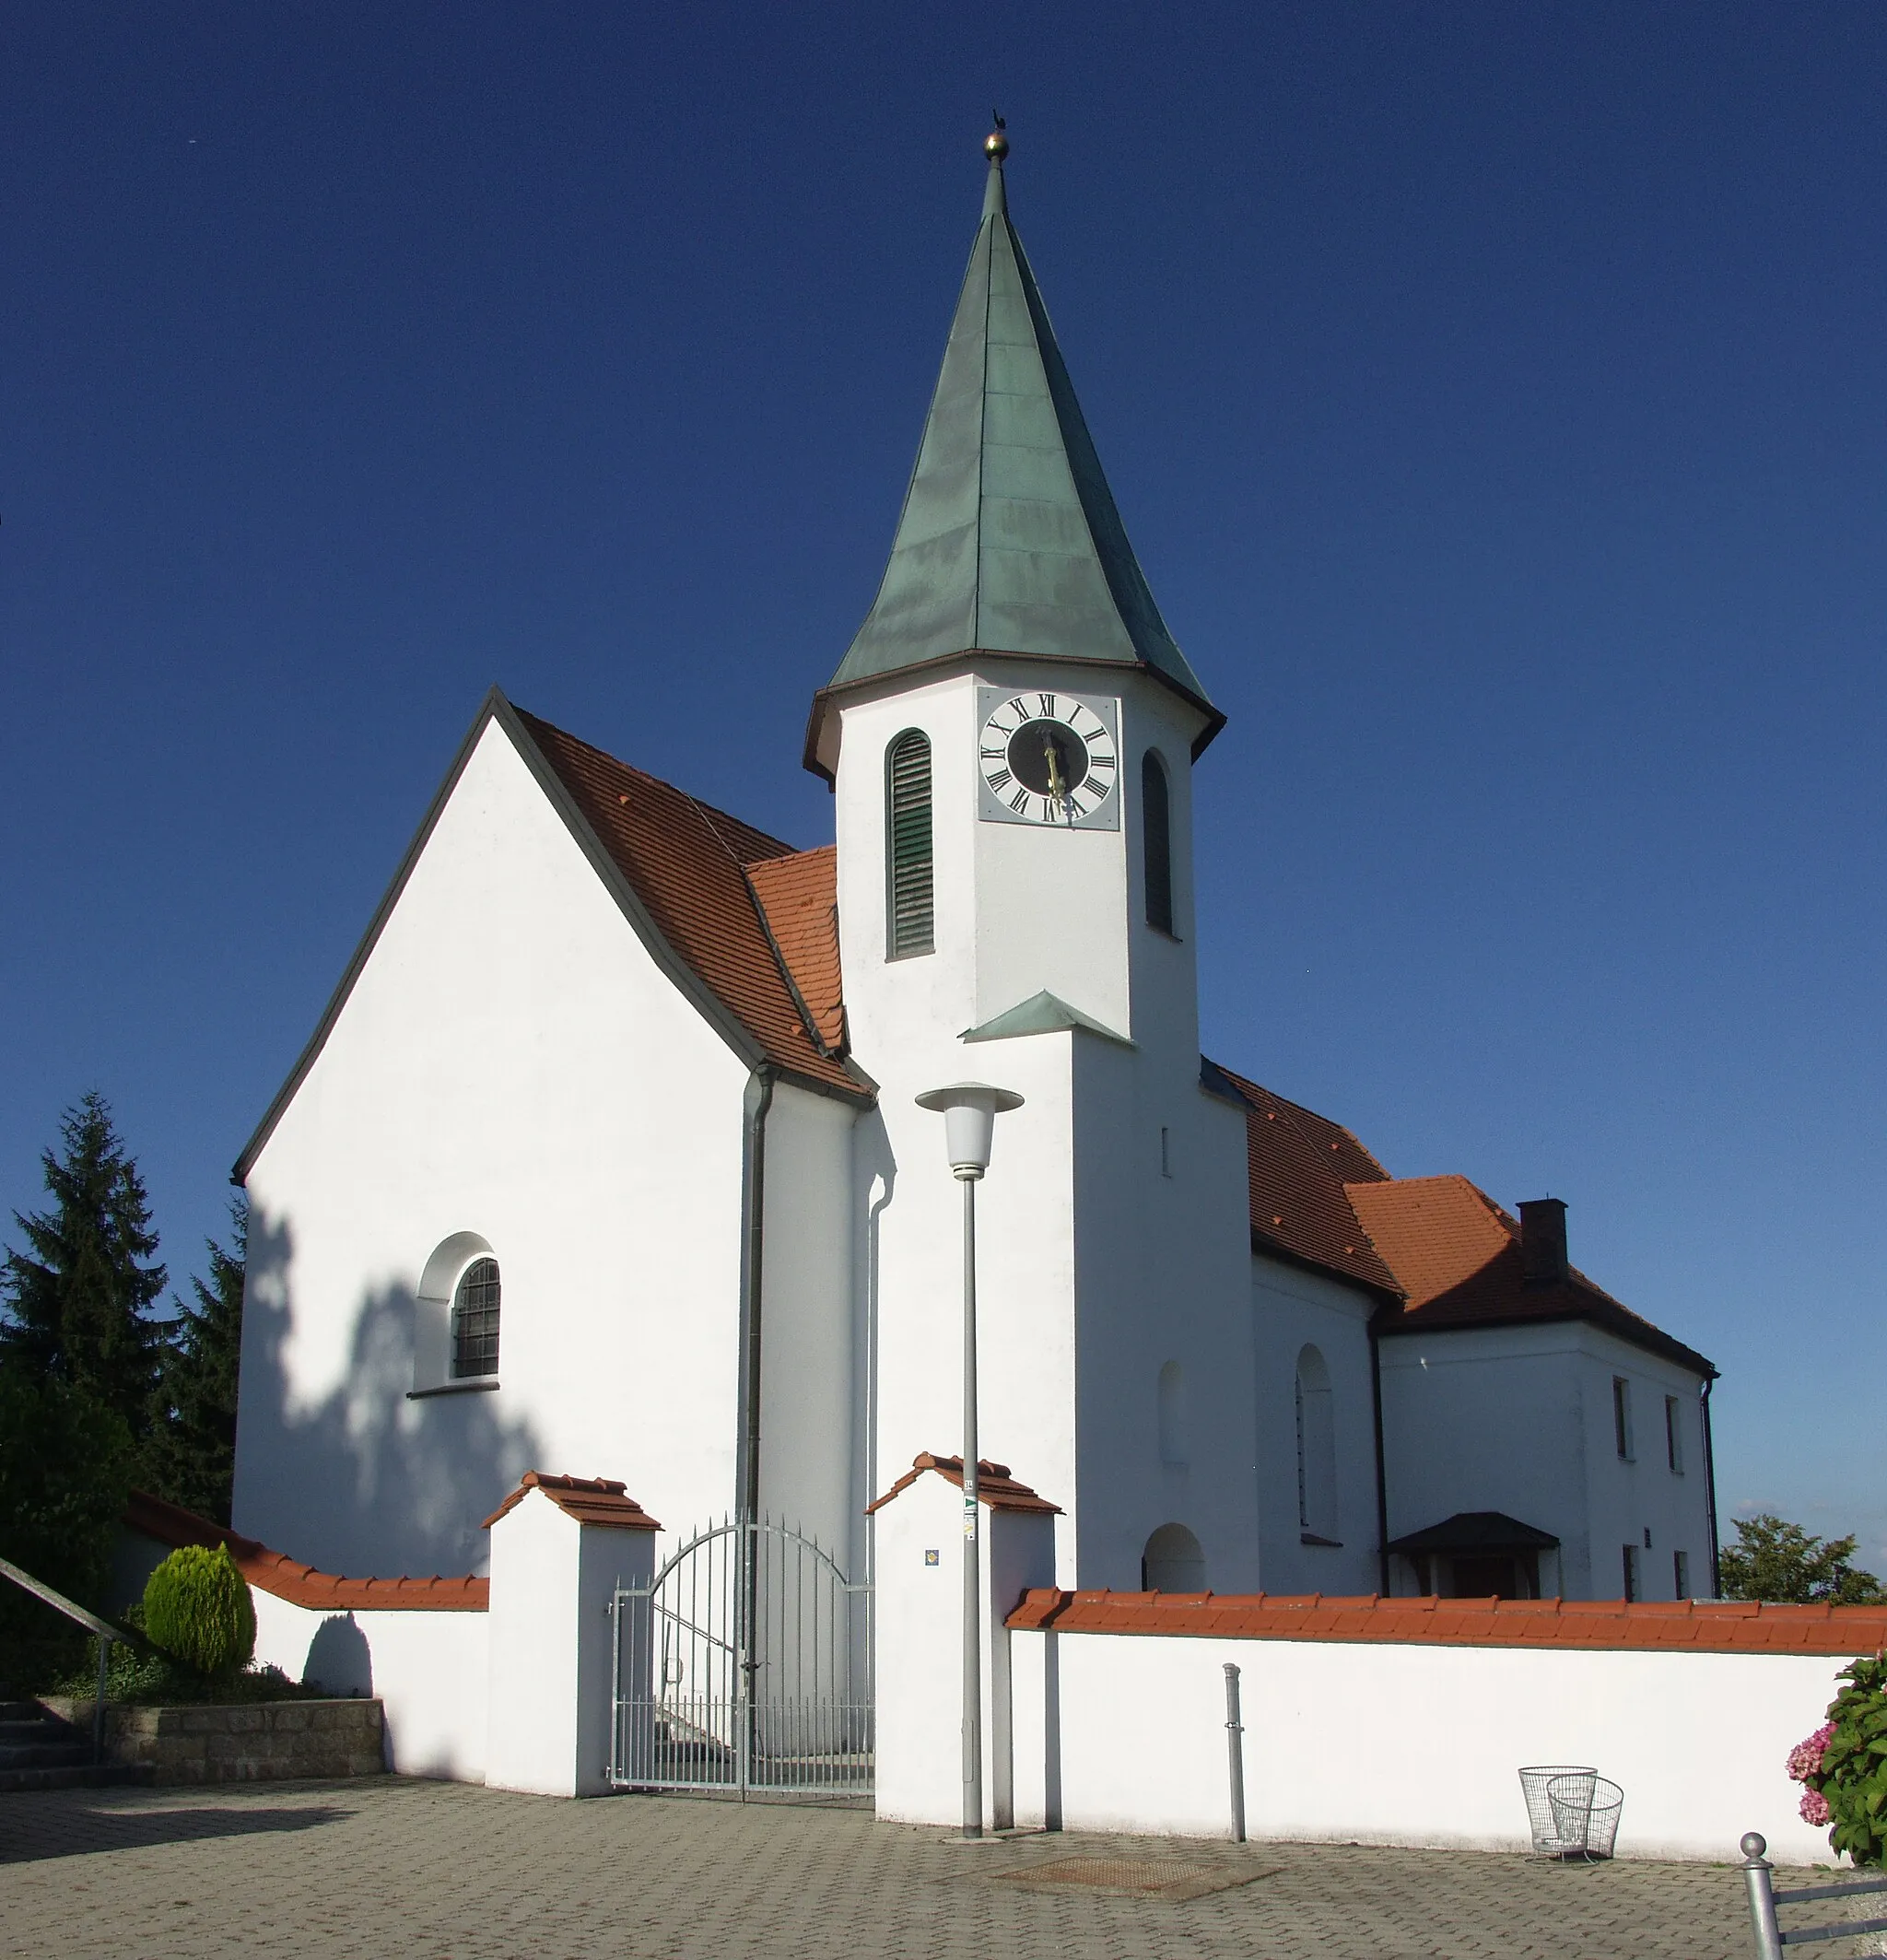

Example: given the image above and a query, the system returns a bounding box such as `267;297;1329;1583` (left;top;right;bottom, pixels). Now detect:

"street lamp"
915;1080;1024;1840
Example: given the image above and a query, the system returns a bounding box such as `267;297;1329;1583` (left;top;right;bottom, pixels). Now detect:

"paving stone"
0;1778;1797;1959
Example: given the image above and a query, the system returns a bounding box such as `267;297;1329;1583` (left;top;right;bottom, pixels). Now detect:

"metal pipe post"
1740;1833;1784;1960
961;1170;983;1838
93;1636;111;1765
1223;1661;1247;1842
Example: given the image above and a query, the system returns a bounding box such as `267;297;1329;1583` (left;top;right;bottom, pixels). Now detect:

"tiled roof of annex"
1349;1174;1716;1376
744;844;846;1055
1006;1588;1887;1657
866;1453;1062;1517
123;1490;488;1612
513;709;861;1099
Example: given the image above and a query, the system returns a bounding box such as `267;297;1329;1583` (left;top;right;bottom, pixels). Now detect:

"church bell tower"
811;132;1257;1593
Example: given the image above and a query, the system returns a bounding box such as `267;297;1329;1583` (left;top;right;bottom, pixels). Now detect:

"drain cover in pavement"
991;1857;1273;1901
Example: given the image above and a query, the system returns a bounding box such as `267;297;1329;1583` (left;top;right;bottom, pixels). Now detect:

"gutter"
1368;1324;1391;1596
735;1067;777;1527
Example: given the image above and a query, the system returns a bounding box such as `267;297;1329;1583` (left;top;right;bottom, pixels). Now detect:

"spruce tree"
146;1198;245;1525
0;1091;170;1437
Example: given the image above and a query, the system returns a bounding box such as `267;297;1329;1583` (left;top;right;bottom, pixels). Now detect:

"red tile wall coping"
866;1452;1062;1516
1004;1588;1887;1657
124;1490;488;1613
481;1470;662;1532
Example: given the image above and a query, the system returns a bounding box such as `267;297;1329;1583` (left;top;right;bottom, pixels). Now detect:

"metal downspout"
1368;1325;1391;1597
734;1067;776;1790
1702;1375;1721;1598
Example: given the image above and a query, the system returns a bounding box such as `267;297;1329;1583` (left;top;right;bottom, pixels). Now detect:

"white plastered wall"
236;715;753;1580
1006;1626;1851;1861
833;663;1252;1590
1379;1321;1714;1600
1250;1255;1383;1597
248;1588;489;1782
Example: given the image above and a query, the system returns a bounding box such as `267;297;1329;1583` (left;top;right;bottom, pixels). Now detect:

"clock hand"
1043;733;1067;808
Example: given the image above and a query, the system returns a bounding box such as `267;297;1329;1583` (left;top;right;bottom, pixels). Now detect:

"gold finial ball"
985;129;1010;163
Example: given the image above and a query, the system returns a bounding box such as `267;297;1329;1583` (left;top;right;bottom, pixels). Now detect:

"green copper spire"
825;131;1219;724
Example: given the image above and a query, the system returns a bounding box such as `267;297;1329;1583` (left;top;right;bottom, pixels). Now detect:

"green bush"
141;1544;255;1676
1789;1651;1887;1869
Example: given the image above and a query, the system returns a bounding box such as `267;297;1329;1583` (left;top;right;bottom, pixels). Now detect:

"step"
0;1742;91;1770
0;1701;51;1723
0;1762;153;1794
0;1719;77;1743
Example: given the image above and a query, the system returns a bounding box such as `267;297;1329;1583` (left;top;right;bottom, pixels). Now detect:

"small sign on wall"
924;1549;939;1567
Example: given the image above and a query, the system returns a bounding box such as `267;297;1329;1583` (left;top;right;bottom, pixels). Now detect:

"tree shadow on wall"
234;1206;544;1580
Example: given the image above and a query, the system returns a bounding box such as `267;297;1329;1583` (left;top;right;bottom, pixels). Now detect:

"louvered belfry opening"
1142;751;1174;934
886;730;933;957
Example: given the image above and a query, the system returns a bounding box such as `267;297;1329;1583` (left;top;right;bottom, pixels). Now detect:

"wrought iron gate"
609;1518;873;1798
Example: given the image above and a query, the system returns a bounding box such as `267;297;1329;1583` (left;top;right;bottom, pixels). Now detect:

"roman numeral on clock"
1081;776;1108;800
986;769;1013;792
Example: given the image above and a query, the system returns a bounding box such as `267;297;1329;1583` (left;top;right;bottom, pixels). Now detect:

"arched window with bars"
885;730;933;957
451;1257;501;1379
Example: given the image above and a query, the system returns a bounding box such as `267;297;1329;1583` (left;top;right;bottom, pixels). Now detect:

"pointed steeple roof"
808;133;1222;772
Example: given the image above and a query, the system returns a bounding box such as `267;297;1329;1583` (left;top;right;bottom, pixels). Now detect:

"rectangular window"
1159;1126;1172;1178
1623;1543;1641;1602
1673;1549;1690;1599
1612;1376;1634;1461
1665;1394;1684;1473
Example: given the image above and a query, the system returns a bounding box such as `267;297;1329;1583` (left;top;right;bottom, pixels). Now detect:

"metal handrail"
0;1554;123;1765
1741;1831;1887;1957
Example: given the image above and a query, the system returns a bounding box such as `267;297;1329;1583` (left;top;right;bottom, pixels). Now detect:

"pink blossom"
1799;1788;1833;1826
1787;1723;1837;1782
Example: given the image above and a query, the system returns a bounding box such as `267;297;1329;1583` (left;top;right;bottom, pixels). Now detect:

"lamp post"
915;1080;1024;1840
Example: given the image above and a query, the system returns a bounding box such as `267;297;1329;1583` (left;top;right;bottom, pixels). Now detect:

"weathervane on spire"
985;111;1009;163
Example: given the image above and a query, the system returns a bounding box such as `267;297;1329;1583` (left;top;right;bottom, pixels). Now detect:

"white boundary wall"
250;1588;488;1782
1006;1626;1853;1863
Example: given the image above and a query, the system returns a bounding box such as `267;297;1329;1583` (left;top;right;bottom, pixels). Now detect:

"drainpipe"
1701;1375;1721;1598
733;1065;775;1789
1368;1323;1391;1596
735;1067;777;1528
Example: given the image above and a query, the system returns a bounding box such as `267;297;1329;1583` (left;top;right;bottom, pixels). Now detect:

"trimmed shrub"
1787;1650;1887;1868
142;1544;255;1676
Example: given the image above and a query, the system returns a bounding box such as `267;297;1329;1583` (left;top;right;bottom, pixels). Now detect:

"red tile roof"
124;1491;488;1613
865;1453;1063;1517
1348;1175;1715;1375
481;1471;662;1532
1005;1587;1887;1657
1207;1063;1400;1297
513;709;864;1099
745;846;846;1055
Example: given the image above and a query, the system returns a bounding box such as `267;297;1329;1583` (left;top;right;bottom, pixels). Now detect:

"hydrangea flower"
1787;1723;1837;1783
1799;1788;1833;1826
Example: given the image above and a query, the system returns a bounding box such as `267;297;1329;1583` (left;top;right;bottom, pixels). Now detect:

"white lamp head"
914;1081;1025;1180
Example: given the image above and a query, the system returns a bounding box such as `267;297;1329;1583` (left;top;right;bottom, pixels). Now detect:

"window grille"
1142;751;1173;934
886;731;933;957
451;1258;501;1379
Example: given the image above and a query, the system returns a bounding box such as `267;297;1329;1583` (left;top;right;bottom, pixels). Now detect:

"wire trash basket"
1548;1773;1623;1860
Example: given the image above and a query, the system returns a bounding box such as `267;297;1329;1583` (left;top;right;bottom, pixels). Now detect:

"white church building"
229;128;1720;1691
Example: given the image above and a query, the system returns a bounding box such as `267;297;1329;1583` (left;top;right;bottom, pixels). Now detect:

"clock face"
976;687;1120;829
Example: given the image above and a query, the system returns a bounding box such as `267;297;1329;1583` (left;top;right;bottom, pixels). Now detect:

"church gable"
237;692;865;1180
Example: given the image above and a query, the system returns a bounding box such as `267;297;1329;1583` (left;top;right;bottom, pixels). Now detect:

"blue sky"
4;5;1881;1571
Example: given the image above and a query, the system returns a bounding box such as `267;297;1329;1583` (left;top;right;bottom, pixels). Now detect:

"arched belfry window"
886;730;933;958
1142;751;1174;935
451;1258;501;1379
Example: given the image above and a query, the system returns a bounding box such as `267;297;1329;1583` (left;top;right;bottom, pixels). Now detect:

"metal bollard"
1741;1832;1784;1960
1223;1661;1247;1843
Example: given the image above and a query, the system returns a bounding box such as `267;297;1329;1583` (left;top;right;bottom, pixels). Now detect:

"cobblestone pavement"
0;1777;1795;1959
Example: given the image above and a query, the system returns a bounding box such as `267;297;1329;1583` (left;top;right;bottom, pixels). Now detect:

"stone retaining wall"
43;1697;385;1784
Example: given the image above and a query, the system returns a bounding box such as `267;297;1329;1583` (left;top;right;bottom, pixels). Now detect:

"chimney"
1518;1198;1569;1287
